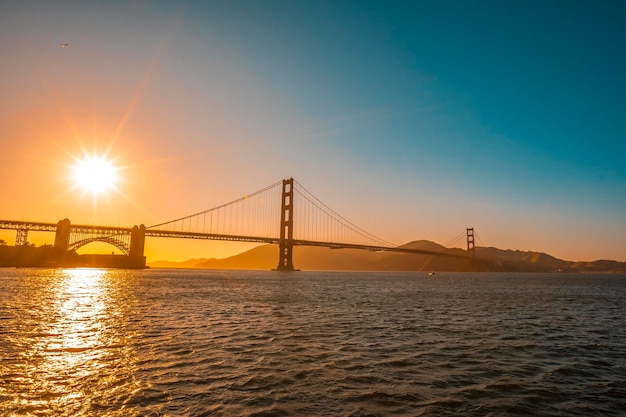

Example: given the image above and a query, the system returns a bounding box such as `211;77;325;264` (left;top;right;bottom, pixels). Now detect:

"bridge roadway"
0;219;469;259
146;230;470;258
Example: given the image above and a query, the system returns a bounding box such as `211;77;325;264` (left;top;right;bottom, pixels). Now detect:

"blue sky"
227;1;624;183
1;0;625;261
177;0;626;202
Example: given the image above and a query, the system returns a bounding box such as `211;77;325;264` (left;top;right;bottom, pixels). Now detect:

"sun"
72;155;119;195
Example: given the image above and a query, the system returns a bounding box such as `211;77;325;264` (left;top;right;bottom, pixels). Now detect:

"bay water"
1;268;624;416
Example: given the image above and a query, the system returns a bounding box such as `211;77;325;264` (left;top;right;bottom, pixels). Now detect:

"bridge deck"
0;220;469;259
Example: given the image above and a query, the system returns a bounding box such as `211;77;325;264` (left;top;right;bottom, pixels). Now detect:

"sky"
1;0;625;262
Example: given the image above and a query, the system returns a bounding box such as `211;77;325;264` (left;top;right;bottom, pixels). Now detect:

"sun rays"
72;154;119;195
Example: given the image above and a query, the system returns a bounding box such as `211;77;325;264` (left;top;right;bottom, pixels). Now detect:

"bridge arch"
68;236;131;255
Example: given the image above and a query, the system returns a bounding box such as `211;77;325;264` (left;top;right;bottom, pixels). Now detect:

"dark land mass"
0;245;146;269
150;240;626;273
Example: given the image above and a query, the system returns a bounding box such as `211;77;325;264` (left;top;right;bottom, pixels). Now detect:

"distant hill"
149;258;211;269
148;240;626;273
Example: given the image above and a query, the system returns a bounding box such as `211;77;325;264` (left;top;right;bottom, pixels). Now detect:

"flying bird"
60;43;69;48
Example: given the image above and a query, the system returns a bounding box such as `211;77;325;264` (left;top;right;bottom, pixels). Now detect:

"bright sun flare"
73;155;118;195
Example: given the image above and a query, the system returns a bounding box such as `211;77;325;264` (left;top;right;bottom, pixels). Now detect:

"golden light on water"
42;268;107;375
1;268;144;415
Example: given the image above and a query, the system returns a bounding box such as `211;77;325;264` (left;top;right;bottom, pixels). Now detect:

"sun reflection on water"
1;268;142;417
45;268;107;365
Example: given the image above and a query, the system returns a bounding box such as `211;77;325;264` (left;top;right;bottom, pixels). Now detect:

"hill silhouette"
149;240;626;273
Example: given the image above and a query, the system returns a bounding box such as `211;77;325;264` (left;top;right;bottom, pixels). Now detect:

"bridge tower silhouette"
276;178;295;271
54;218;71;250
467;227;476;257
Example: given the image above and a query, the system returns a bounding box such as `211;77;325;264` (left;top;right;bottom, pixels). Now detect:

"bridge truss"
0;220;135;255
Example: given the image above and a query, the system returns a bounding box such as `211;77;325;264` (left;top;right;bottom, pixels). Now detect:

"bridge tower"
15;228;29;246
467;227;476;257
276;178;295;271
54;218;71;251
129;224;146;258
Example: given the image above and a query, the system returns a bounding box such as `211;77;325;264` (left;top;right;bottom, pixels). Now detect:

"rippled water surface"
1;269;625;416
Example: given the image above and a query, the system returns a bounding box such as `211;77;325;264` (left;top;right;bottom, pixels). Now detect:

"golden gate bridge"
0;178;477;270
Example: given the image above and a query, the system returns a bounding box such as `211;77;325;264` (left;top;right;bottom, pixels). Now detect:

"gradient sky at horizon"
1;0;625;262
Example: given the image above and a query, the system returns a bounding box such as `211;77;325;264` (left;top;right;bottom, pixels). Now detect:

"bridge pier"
54;218;71;251
276;178;296;271
129;224;147;268
129;225;146;257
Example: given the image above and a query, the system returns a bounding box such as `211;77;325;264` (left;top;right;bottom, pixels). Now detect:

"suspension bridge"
0;178;478;270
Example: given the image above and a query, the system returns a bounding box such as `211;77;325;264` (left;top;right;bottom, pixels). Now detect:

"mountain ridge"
149;240;626;273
